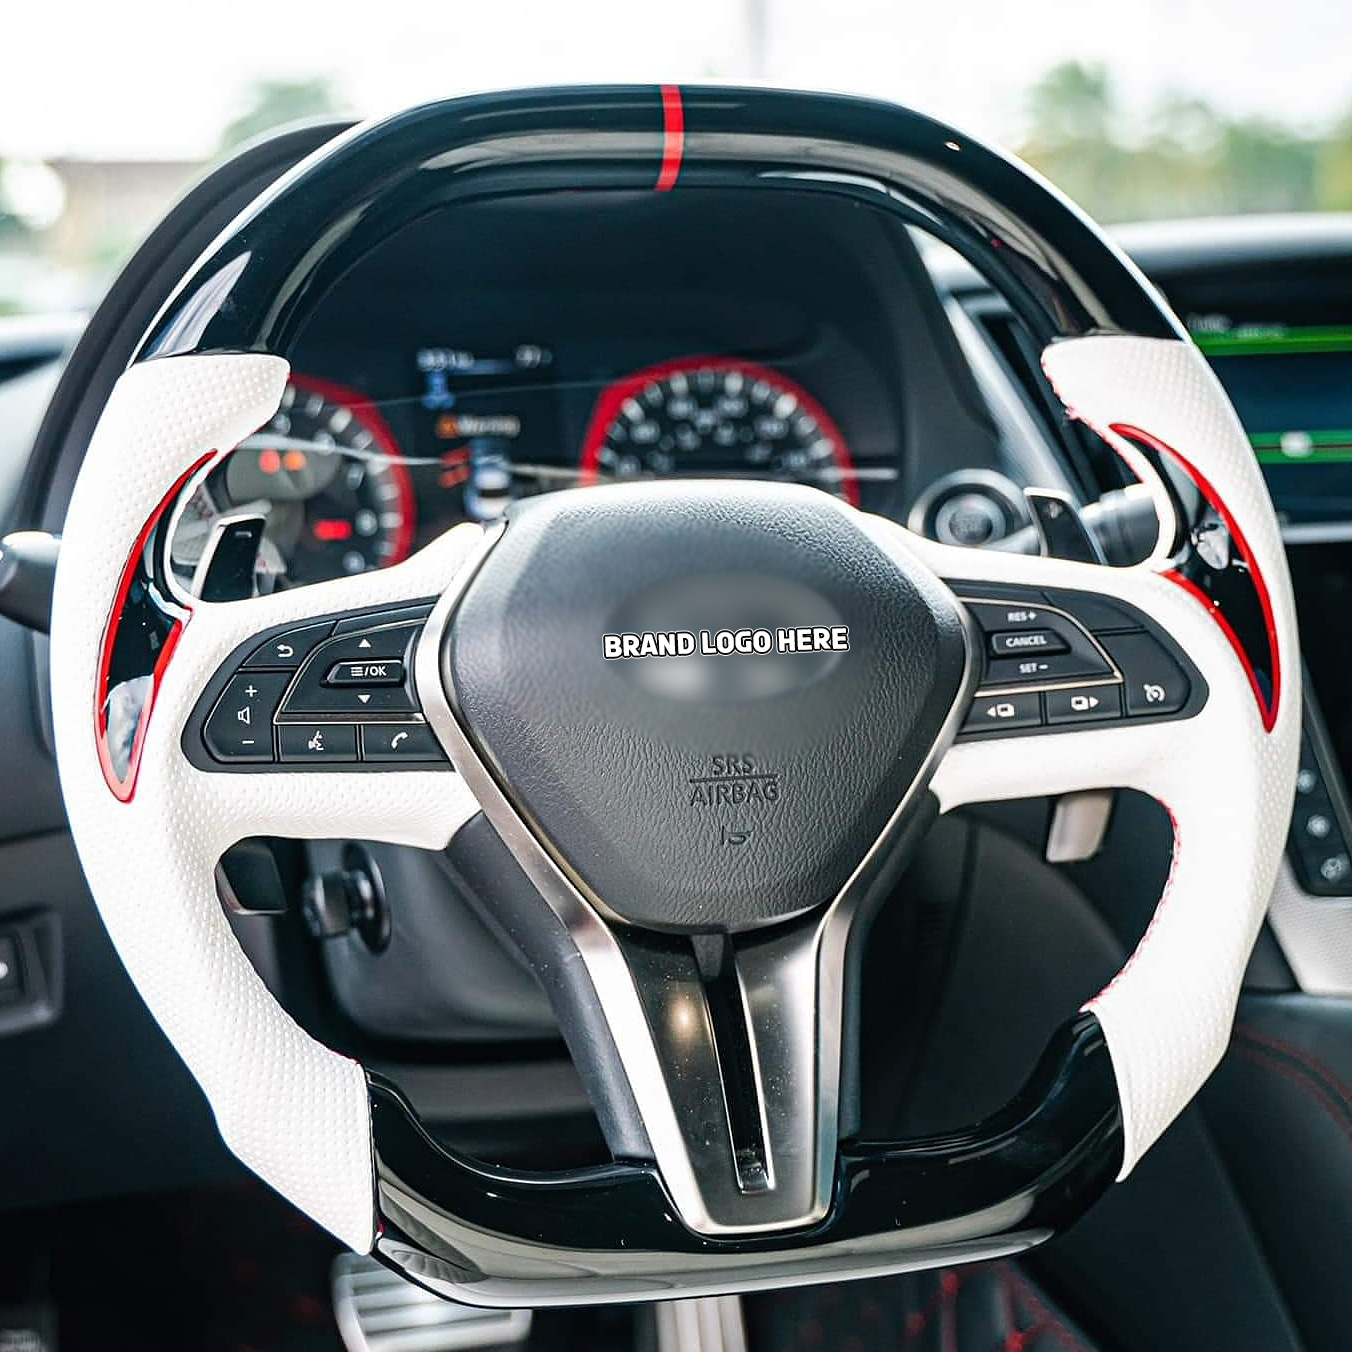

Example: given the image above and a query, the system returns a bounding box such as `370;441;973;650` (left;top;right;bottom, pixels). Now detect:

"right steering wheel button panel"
954;586;1206;739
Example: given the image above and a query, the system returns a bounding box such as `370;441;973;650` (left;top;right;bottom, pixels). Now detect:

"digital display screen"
412;343;562;523
1192;324;1352;526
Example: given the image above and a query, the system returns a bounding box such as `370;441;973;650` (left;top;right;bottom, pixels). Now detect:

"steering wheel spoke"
563;901;842;1234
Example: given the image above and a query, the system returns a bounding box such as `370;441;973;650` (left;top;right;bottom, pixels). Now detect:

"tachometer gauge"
171;375;415;591
579;358;858;505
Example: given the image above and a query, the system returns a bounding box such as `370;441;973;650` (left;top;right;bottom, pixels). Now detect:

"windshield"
2;0;1349;314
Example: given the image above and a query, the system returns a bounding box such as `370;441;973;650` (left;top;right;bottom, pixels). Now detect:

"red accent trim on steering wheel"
95;453;216;801
1111;423;1281;733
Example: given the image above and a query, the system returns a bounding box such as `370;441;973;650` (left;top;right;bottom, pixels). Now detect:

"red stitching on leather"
1234;1024;1352;1119
904;1269;969;1346
942;1268;961;1352
1232;1035;1352;1149
1086;801;1180;1007
1003;1267;1095;1352
997;1266;1018;1336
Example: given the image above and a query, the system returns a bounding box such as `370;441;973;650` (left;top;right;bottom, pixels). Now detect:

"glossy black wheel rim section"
125;85;1182;1304
368;1015;1119;1304
138;85;1179;366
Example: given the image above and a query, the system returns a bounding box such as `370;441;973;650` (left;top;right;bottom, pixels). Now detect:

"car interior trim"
657;83;685;191
94;452;213;799
1113;423;1282;732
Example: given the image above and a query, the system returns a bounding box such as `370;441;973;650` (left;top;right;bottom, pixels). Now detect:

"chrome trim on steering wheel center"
413;510;978;1237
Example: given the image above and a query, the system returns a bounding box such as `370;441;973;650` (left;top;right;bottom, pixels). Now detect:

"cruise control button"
203;673;289;763
964;599;1052;632
327;659;405;687
962;692;1041;733
988;628;1069;658
1045;684;1123;725
971;601;1112;688
1101;634;1190;716
242;621;335;670
984;648;1112;686
360;723;445;762
278;723;358;763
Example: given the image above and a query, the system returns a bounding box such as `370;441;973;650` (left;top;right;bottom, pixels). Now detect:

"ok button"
325;660;406;687
988;628;1069;657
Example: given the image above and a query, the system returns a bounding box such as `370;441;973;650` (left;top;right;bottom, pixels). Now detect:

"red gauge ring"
578;356;854;508
285;372;417;569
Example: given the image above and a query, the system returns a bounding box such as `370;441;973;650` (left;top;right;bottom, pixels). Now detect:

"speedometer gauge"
579;358;858;506
171;374;415;592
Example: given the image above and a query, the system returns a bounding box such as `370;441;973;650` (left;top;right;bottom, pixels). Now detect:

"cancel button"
988;628;1069;658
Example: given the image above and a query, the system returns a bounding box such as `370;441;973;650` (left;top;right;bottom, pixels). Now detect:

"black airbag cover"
444;483;967;931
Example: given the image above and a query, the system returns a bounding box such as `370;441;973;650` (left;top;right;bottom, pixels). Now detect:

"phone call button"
359;723;445;763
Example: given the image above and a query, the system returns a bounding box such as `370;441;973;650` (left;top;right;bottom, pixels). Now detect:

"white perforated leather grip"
920;334;1300;1175
50;354;484;1250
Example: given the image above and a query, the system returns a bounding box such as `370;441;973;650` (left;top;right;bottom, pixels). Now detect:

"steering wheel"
48;86;1298;1305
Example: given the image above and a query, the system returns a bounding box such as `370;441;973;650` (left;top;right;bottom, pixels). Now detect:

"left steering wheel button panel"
190;603;449;771
203;673;290;763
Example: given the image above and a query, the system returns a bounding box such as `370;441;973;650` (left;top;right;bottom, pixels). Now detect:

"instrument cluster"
174;344;893;591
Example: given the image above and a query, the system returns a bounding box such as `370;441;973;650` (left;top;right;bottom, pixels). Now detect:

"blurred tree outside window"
1018;61;1352;220
217;78;343;155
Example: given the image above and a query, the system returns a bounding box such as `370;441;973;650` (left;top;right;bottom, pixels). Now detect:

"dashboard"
169;188;1011;590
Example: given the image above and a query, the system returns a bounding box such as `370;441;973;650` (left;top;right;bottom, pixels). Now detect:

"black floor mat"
745;1261;1098;1352
0;1184;344;1352
0;1182;641;1352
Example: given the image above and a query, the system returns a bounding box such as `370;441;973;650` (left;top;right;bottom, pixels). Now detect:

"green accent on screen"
1194;325;1352;357
1251;430;1352;465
